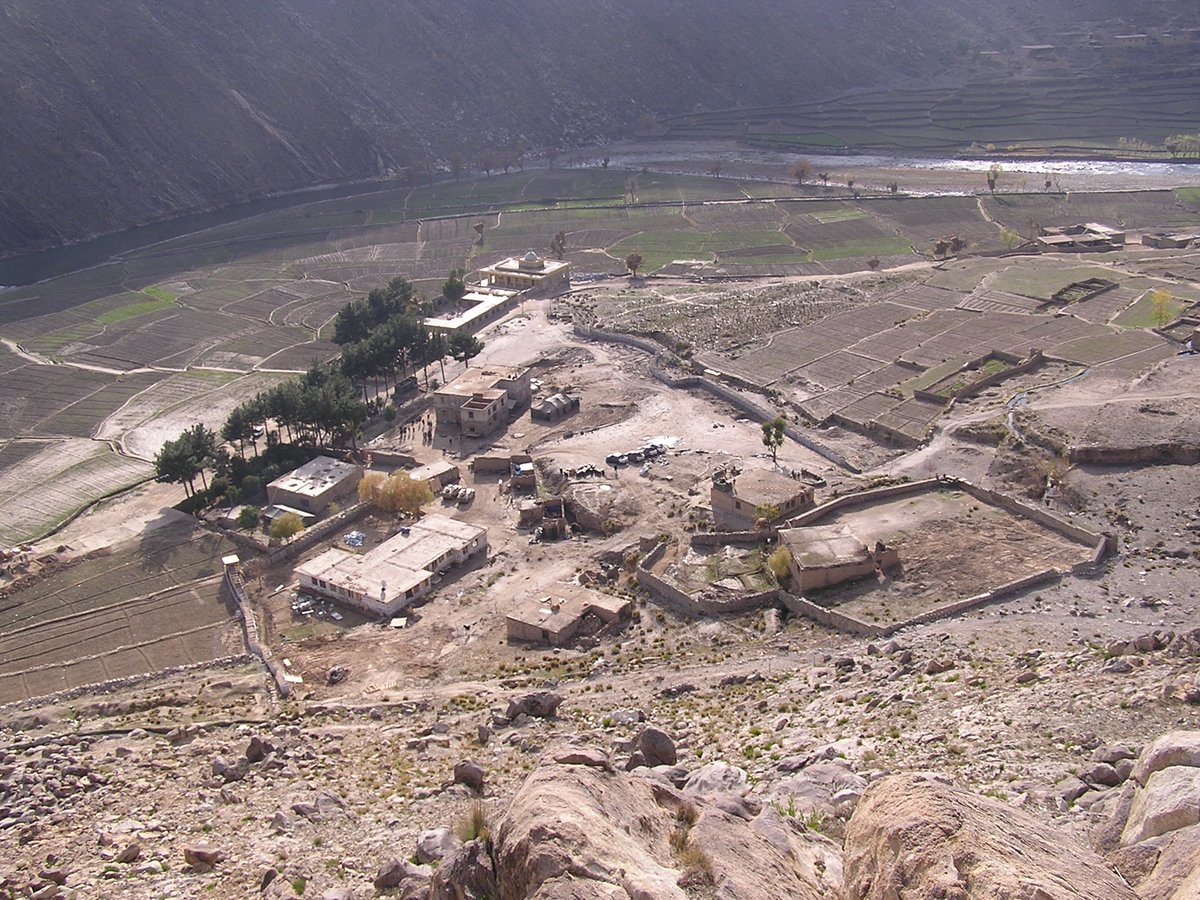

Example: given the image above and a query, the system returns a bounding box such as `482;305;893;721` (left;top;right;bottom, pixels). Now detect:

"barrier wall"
265;502;371;566
224;564;291;699
573;322;858;472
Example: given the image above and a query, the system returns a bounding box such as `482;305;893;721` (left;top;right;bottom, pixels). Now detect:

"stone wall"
224;564;291;699
572;322;858;473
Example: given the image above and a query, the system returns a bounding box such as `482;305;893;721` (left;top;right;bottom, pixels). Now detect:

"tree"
441;268;467;306
153;434;202;498
999;227;1022;250
358;472;434;517
472;221;486;243
550;231;567;260
788;159;813;185
624;252;644;278
867;256;881;271
761;416;787;464
1150;289;1176;328
269;512;305;541
448;331;484;365
987;163;1003;193
887;181;899;195
236;506;260;531
708;161;723;179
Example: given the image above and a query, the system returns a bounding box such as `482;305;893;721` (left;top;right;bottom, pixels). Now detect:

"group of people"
399;413;436;447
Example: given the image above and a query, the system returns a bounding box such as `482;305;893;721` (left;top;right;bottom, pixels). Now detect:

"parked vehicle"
457;487;476;505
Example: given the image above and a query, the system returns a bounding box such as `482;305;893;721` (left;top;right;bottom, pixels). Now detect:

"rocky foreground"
5;677;1200;899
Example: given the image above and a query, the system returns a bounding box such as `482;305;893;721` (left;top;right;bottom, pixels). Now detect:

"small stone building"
506;587;631;646
266;456;362;515
531;392;580;422
407;460;460;490
778;523;899;592
710;467;814;530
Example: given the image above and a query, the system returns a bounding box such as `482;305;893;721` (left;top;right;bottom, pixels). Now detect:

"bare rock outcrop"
490;746;835;899
844;774;1138;899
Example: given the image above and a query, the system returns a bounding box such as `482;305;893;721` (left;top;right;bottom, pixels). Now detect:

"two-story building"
434;366;532;438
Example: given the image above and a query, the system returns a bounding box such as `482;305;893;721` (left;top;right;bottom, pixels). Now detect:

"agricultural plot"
0;439;153;546
97;370;290;461
872;197;1002;253
984;191;1200;235
0;364;116;437
0;525;238;703
30;372;166;438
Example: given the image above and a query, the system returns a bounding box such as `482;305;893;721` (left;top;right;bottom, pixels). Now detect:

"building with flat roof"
434;365;532;437
407;460;460;489
267;456;363;514
778;523;899;592
506;586;631;646
425;287;520;336
710;466;814;530
295;513;487;616
478;251;571;295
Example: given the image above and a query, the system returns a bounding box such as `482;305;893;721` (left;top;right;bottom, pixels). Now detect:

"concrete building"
778;523;900;592
425;287;519;336
710;466;814;530
266;456;362;515
295;513;487;616
434;365;532;437
478;251;571;295
506;587;631;646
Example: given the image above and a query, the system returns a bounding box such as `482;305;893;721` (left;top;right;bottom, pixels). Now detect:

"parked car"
442;484;461;500
457;487;476;505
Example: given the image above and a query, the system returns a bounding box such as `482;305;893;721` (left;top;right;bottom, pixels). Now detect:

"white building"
295;513;487;616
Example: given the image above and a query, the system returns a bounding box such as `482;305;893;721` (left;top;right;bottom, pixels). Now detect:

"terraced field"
0;524;239;703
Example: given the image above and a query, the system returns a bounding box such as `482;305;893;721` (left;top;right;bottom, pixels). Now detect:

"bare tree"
788;159;813;186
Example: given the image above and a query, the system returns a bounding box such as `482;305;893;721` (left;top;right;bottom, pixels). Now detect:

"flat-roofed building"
506;586;631;646
434;365;532;437
710;466;814;530
425;287;519;336
778;523;899;592
267;456;363;514
478;251;571;295
295;513;487;616
407;460;460;489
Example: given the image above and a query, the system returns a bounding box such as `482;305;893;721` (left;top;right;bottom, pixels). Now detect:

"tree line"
153;273;483;508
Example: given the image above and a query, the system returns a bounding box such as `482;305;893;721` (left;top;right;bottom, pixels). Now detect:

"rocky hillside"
0;0;1163;256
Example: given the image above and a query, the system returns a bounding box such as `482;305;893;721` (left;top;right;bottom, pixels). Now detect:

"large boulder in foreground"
490;746;837;899
843;774;1138;900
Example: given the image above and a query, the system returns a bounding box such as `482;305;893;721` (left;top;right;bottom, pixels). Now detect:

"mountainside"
0;0;1168;256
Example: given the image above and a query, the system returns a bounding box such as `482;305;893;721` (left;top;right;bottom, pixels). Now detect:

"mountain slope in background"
0;0;1174;256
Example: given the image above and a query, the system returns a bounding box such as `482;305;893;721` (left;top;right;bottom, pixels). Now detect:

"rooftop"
480;254;571;277
437;366;528;399
408;460;459;483
269;456;360;498
727;468;811;506
780;523;871;569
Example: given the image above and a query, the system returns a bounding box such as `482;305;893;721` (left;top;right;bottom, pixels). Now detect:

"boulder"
1122;766;1200;845
1110;822;1200;900
374;858;431;890
550;747;614;772
430;839;495;900
504;692;563;721
682;763;748;798
1131;732;1200;786
245;735;276;764
183;845;225;870
1081;761;1124;788
416;827;461;865
843;774;1138;899
453;760;486;794
628;727;676;769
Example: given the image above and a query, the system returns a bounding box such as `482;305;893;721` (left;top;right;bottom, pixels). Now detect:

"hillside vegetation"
0;0;1177;255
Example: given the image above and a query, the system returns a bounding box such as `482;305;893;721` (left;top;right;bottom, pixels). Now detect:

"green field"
610;229;795;272
1114;291;1188;329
